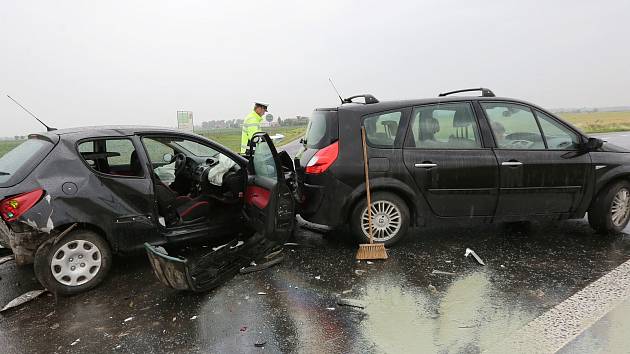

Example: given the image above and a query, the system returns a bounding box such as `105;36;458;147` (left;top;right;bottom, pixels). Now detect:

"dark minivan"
297;88;630;245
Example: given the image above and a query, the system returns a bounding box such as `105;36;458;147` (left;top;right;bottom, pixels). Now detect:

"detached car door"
244;132;296;242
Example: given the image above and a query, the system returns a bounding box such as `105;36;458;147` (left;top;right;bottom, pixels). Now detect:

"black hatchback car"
0;127;295;294
297;88;630;245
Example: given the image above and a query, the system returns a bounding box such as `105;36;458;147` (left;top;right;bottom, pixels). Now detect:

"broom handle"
361;127;374;245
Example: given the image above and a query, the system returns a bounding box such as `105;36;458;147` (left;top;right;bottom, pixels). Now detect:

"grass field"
0;140;24;157
558;111;630;133
199;125;307;152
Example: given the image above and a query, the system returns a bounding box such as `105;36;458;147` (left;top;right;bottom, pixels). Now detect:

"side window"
252;138;277;181
142;138;175;163
408;103;482;149
78;138;142;177
364;111;402;147
535;110;580;150
481;103;545;150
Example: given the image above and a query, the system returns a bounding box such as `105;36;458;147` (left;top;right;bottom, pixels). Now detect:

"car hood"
600;142;630;153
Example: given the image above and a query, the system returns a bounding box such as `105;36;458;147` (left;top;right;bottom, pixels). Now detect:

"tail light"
305;141;339;174
0;189;44;222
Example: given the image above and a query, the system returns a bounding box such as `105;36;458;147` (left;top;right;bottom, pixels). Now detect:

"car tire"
34;229;112;296
350;191;410;246
588;180;630;234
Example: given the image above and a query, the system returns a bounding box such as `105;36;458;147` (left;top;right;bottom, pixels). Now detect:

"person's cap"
255;101;270;109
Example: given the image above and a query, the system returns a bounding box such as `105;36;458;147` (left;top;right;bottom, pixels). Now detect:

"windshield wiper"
0;172;10;176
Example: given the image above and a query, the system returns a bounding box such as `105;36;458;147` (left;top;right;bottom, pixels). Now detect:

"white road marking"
486;257;630;353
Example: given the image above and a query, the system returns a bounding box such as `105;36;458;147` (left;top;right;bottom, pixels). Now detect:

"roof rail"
438;88;495;98
342;94;379;104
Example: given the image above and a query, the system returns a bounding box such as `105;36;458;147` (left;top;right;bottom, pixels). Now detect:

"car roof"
332;96;547;115
36;125;188;140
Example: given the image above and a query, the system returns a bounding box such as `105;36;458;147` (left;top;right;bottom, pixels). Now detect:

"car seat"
448;109;477;148
419;113;440;141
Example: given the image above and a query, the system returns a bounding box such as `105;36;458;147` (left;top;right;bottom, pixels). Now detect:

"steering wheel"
509;139;535;149
174;153;187;176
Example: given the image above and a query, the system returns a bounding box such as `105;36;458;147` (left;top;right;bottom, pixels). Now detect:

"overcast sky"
1;0;629;136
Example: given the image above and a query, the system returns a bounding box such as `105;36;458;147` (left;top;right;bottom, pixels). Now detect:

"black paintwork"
0;126;274;264
297;95;630;230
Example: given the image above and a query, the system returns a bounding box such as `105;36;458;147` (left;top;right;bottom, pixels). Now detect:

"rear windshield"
0;138;54;187
305;110;338;149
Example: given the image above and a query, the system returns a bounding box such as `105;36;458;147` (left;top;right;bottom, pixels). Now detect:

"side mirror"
583;137;603;152
163;153;174;163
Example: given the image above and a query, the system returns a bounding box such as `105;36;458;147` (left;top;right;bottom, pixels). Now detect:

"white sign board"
177;111;194;133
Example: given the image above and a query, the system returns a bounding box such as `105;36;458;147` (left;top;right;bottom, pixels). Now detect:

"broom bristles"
356;243;388;260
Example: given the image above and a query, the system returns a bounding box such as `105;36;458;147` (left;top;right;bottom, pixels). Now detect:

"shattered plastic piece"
315;276;321;280
123;317;133;323
190;316;198;320
172;317;177;322
342;289;353;295
464;248;486;266
326;307;336;311
0;255;14;265
445;260;452;263
428;284;438;295
257;292;267;295
284;242;299;246
501;264;506;268
431;270;456;276
366;261;374;265
50;323;60;330
337;298;366;309
254;341;267;348
354;270;366;275
0;289;46;312
71;339;80;346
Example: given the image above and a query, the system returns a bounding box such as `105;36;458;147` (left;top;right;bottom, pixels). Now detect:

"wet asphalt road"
0;132;629;353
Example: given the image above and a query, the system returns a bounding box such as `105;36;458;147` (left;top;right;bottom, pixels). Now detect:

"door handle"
415;163;438;168
501;161;523;166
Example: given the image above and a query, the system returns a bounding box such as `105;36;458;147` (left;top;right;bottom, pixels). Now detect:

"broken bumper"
0;221;49;265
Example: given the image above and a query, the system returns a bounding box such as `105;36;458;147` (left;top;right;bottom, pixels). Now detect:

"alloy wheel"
611;188;630;227
361;200;402;242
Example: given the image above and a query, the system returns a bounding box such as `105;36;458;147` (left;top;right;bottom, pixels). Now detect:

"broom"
356;126;388;260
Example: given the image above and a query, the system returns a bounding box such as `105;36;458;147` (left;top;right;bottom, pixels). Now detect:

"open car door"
244;132;296;244
144;132;295;292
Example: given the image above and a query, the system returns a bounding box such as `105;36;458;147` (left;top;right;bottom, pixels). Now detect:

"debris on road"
315;276;321;280
326;307;336;311
284;242;300;247
257;292;267;295
123;317;133;323
465;248;486;266
190;316;198;320
366;261;374;265
240;326;248;332
0;289;47;312
354;270;366;276
0;255;14;265
254;340;267;348
50;323;60;330
70;339;80;346
431;270;456;276
342;289;353;295
337;298;366;309
428;284;439;295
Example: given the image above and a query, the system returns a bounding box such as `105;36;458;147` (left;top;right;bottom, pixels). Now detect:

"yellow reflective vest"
240;110;263;153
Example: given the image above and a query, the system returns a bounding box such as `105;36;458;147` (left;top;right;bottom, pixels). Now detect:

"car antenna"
6;95;57;132
328;78;344;104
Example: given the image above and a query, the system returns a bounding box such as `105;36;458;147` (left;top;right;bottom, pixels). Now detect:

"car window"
305;110;339;149
408;103;482;149
142;138;175;163
78;138;143;177
364;111;402;147
535;110;580;150
0;138;54;186
173;139;218;157
481;103;545;150
252;138;277;181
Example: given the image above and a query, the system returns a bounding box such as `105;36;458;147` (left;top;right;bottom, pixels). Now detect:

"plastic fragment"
257;292;267;295
366;261;374;265
71;339;80;346
0;290;47;312
337;298;366;309
342;289;353;294
0;255;14;265
284;242;299;246
354;270;366;275
123;317;133;323
431;270;456;276
315;276;321;280
326;307;336;311
464;248;485;266
254;341;267;347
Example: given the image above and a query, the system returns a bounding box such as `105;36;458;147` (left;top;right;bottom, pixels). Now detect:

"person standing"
240;101;269;154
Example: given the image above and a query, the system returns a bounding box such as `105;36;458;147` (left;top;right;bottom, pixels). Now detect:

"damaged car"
0;127;295;295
